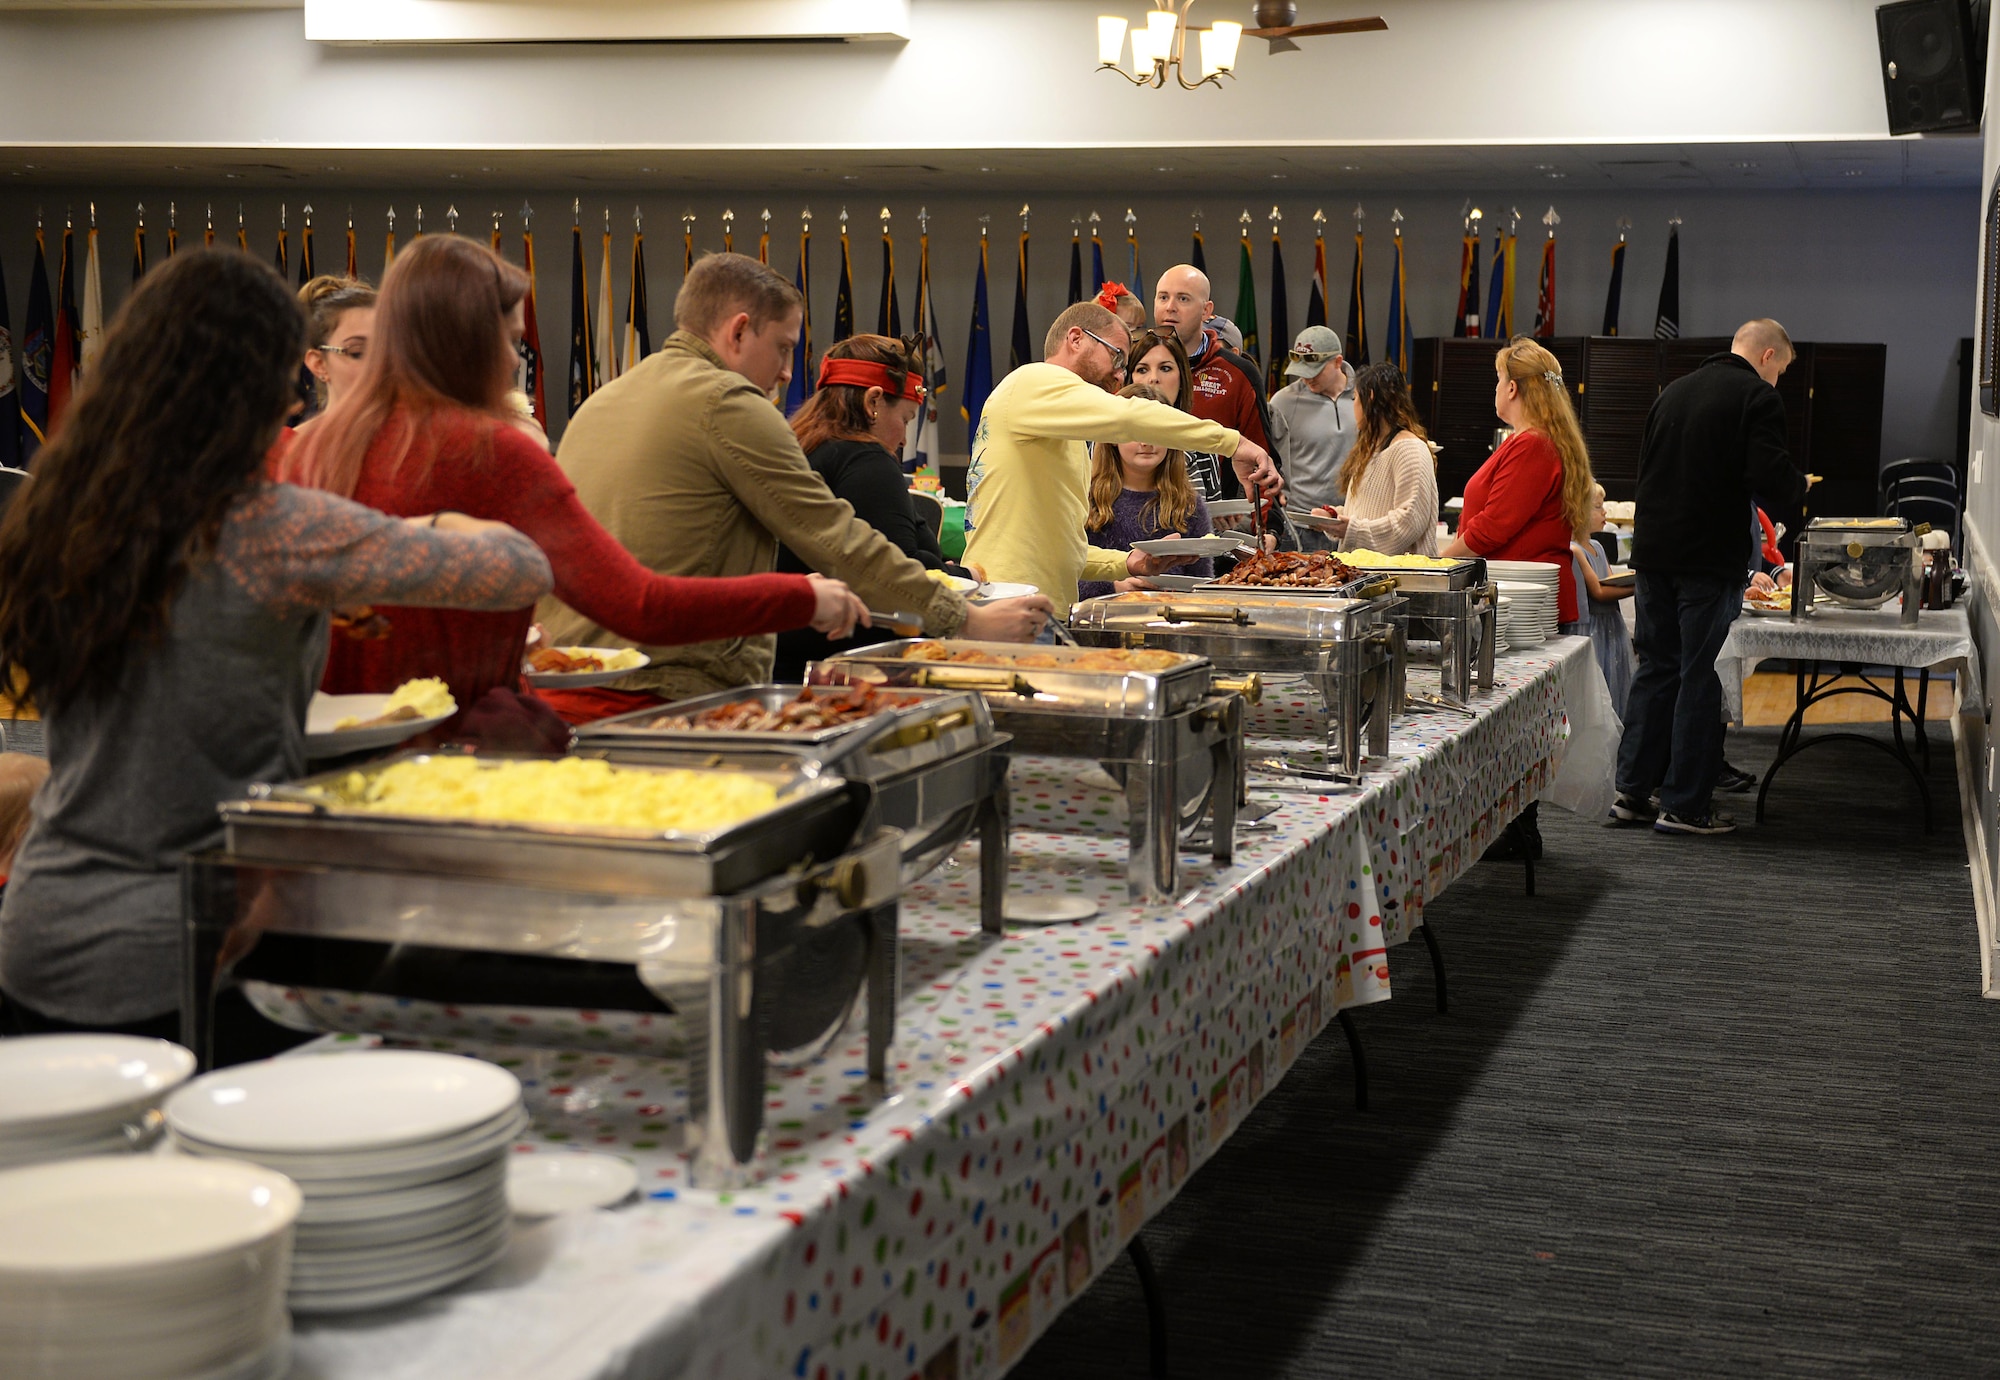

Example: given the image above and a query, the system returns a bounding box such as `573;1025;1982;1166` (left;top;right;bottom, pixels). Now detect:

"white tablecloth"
281;643;1595;1380
1715;605;1978;723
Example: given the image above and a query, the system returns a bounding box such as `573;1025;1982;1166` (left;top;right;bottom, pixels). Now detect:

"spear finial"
801;206;812;231
1125;207;1136;226
1615;215;1631;241
137;202;145;228
1391;207;1404;234
1192;208;1203;234
636;206;645;233
302;203;313;228
520;201;532;231
414;204;423;234
920;206;931;235
446;204;458;234
387;206;396;231
1021;204;1031;233
978;213;989;239
89;201;97;229
760;207;770;236
279;203;287;231
1543;205;1561;238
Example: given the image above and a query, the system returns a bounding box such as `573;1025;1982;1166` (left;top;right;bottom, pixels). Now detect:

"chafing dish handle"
912;668;1039;697
1212;673;1264;706
1155;604;1255;626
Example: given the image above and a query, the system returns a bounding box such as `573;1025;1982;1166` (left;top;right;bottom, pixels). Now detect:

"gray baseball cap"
1284;325;1343;377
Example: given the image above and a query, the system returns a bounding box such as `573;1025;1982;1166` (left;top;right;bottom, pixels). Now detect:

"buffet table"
1716;606;1976;831
280;639;1597;1380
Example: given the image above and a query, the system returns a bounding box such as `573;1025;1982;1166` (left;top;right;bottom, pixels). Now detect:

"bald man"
1153;265;1274;496
1613;318;1810;837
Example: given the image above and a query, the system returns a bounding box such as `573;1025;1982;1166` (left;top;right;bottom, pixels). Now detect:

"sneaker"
1608;792;1658;827
1716;761;1758;794
1654;809;1737;836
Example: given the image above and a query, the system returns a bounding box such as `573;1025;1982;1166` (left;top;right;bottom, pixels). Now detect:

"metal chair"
1879;459;1958;508
907;490;944;542
1886;493;1960;549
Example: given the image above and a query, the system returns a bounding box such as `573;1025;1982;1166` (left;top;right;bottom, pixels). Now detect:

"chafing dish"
1795;517;1925;626
198;752;902;1188
575;684;1012;934
1334;557;1496;705
808;640;1250;903
1067;589;1402;782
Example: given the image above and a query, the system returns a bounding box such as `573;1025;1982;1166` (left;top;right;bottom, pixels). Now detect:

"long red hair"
279;234;527;498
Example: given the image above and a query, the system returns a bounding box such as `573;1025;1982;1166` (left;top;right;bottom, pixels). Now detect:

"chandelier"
1097;3;1243;90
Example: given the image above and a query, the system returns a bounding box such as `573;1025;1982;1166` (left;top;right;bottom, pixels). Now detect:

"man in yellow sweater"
963;301;1281;617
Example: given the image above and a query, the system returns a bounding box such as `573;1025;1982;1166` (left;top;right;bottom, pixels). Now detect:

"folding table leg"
1126;1236;1169;1380
1335;1008;1369;1112
1415;920;1449;1013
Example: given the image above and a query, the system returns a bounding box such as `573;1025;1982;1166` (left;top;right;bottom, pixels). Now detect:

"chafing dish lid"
1069;589;1388;638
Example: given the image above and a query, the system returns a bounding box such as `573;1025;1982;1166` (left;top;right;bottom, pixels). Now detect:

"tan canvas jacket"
539;331;968;697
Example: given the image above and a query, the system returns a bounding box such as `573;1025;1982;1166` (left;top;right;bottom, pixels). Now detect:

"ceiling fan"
1247;2;1388;54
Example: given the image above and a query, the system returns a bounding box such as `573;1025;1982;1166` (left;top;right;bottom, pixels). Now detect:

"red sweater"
289;410;817;715
1459;429;1578;623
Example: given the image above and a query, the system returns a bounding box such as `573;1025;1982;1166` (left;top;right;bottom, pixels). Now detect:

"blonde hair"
1087;383;1199;534
1496;337;1595;539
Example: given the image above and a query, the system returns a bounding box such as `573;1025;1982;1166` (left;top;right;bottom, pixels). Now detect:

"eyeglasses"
1079;326;1127;374
319;342;366;363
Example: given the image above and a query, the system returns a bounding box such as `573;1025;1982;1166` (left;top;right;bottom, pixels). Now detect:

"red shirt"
1459;429;1578;623
289;409;817;719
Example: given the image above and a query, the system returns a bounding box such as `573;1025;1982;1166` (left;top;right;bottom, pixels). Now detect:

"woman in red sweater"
278;235;866;731
1443;337;1596;625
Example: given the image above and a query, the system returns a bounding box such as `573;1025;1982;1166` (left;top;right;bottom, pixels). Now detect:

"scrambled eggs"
334;677;455;729
1343;549;1460;569
323;756;778;833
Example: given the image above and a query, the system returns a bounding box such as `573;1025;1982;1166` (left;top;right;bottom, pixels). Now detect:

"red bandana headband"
1094;281;1135;311
816;357;926;402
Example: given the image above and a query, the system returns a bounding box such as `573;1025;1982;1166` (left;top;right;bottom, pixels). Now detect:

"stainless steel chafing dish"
807;640;1250;903
1795;517;1925;626
1068;589;1402;781
574;684;1012;934
1332;557;1496;706
194;752;901;1188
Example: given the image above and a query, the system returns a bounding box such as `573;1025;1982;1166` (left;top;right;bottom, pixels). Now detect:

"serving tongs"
1405;691;1478;718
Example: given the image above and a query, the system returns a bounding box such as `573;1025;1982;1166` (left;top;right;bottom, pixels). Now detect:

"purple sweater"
1077;487;1214;603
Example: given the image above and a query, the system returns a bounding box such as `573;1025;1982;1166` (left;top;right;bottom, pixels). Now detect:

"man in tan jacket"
542;254;1051;698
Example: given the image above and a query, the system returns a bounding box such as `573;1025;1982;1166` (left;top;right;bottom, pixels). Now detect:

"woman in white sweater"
1311;361;1440;557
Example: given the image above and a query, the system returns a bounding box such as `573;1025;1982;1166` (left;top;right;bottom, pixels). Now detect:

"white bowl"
166;1050;521;1155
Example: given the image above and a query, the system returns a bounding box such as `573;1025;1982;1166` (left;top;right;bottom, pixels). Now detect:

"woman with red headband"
773;335;955;679
279;235;868;734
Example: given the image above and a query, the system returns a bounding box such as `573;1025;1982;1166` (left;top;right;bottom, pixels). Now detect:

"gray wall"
0;183;1974;464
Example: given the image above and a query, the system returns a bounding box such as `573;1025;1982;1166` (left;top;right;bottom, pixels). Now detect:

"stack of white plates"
166;1050;525;1314
0;1035;195;1169
0;1155;300;1380
1491;594;1514;653
1491;561;1561;642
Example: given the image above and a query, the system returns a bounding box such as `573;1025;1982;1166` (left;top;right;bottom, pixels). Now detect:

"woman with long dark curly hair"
0;249;553;1039
279;234;864;729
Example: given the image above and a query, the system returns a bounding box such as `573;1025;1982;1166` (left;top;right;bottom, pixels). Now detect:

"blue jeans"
1615;570;1744;817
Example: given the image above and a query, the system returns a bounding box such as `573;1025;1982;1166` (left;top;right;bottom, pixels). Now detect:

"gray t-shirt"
0;483;552;1024
1269;372;1357;513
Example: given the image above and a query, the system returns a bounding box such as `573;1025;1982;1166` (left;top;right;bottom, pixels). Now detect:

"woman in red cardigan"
278;235;867;733
1443;337;1596;625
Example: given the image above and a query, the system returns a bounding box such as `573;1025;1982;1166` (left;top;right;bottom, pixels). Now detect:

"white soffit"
301;0;911;43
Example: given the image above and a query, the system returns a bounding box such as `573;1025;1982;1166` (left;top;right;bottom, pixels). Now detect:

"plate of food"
1132;535;1245;559
1283;509;1345;535
926;570;978;596
305;678;456;757
1741;588;1794;616
1601;565;1637;587
523;646;651;688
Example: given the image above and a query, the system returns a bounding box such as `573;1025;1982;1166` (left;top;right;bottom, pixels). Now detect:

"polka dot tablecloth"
286;641;1591;1380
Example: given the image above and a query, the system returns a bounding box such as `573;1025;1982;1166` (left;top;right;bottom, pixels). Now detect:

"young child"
1571;483;1633;713
1077;383;1215;603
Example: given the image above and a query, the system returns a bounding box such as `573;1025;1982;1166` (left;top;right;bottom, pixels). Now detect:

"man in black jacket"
1613;319;1810;836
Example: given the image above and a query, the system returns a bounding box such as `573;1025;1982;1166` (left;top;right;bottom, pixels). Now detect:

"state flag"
1653;225;1680;340
1306;229;1327;330
1386;229;1411;375
1344;225;1370;365
624;225;651;369
1009;228;1033;373
520;228;546;425
961;233;994;441
1266;226;1288;396
595;220;619;385
1233;230;1259;367
876;223;901;337
49;222;78;429
785;224;815;415
833;224;855;343
0;245;17;470
567;216;593;416
18;230;52;462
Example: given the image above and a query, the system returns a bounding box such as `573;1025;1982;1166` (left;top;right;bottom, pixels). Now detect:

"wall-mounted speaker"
1877;0;1985;134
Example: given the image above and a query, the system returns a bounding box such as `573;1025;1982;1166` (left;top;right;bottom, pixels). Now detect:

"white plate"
295;1158;506;1224
522;647;651;689
1283;509;1344;535
305;693;452;758
176;1110;527;1188
507;1152;640;1217
1003;893;1100;924
1136;574;1209;592
1742;601;1795;617
0;1156;300;1275
167;1051;522;1156
1206;499;1254;518
288;1233;507;1314
926;573;979;595
973;582;1040;602
1131;535;1244;558
0;1035;194;1136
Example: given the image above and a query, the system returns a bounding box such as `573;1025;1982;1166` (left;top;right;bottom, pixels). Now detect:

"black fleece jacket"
1631;352;1809;579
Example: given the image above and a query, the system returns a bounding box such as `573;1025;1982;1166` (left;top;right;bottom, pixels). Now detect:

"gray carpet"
1016;723;1995;1378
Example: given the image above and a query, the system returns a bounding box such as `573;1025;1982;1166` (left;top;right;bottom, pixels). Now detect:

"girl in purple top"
1077;383;1215;604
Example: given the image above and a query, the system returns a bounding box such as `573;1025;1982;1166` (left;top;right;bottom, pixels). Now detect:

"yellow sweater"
962;363;1239;615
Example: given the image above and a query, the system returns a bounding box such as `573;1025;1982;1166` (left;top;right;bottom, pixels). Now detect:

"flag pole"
682;211;696;278
759;207;771;266
722;208;734;256
446;204;458;237
1535;206;1560;340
